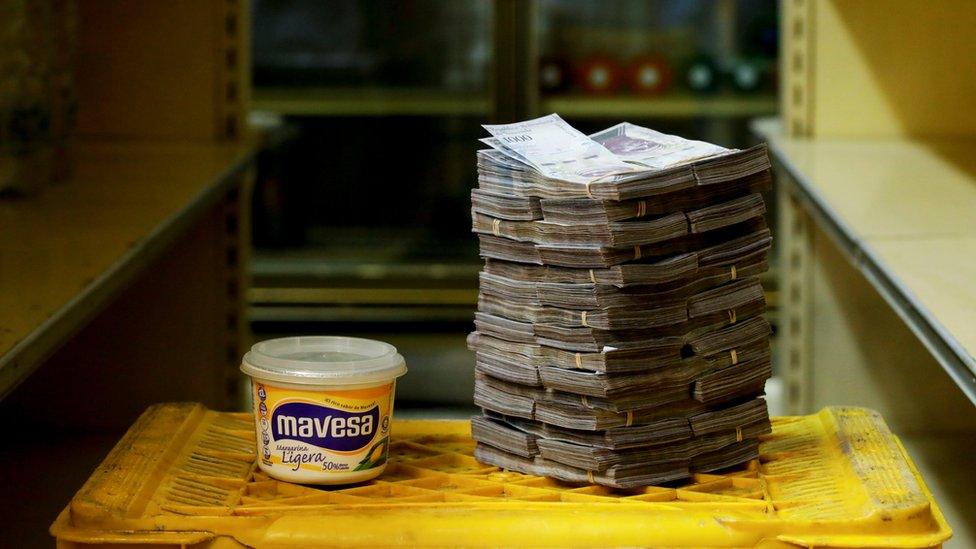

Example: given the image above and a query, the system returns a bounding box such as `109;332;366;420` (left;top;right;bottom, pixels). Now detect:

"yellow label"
254;381;393;475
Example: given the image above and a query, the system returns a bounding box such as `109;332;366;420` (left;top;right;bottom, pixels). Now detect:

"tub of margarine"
241;336;407;485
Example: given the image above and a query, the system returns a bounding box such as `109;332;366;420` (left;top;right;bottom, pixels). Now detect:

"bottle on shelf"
683;55;720;95
627;56;672;96
576;55;623;96
729;59;763;94
539;57;571;94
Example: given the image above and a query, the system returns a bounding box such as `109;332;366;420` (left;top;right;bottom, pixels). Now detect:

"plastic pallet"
51;403;951;548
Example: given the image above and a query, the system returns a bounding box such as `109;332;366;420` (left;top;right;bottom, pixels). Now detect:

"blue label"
271;402;379;452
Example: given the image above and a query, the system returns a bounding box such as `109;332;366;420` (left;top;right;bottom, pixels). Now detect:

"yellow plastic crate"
51;403;950;548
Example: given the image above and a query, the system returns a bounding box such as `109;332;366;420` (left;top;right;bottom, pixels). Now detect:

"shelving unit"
0;3;261;545
251;2;777;123
247;0;779;312
1;0;256;424
756;118;976;413
774;0;976;418
0;141;254;400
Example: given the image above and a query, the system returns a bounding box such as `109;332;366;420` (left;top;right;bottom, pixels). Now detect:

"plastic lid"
241;336;407;386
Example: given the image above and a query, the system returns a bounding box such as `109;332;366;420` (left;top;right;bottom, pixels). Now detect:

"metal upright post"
491;0;538;122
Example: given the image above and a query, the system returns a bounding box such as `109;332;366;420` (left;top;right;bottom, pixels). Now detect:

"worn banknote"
589;122;731;170
482;114;636;183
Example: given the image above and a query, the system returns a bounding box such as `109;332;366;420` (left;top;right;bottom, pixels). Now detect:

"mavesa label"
255;382;393;477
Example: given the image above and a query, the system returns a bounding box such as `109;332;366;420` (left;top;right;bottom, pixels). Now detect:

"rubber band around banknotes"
587;470;595;483
580;310;589;327
636;200;646;217
492;218;501;236
730;349;739;364
730;265;737;280
584;182;595;199
581;395;589;407
575;352;583;368
728;309;737;324
633;246;642;260
625;410;634;427
735;426;743;442
588;269;597;283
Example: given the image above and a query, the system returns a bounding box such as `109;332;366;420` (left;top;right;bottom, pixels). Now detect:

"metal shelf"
251;87;491;117
753;117;976;406
541;93;778;119
0;140;256;398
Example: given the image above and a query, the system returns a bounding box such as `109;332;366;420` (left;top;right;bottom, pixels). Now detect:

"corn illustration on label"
254;382;393;475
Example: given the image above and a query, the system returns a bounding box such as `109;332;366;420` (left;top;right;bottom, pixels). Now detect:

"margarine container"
241;336;407;485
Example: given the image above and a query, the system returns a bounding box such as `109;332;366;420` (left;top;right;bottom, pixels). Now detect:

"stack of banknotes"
469;114;774;488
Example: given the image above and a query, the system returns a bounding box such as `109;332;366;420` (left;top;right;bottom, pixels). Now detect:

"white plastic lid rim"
241;336;407;386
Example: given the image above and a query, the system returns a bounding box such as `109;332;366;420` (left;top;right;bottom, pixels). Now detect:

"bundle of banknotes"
469;114;774;488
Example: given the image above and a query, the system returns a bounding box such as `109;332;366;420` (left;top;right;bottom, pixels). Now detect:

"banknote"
476;142;771;201
589;122;732;169
482;114;636;183
478;137;538;170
